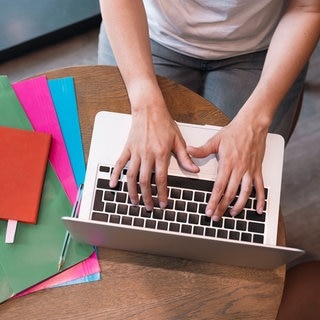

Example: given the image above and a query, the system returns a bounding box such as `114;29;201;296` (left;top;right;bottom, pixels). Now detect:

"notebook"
0;126;51;224
62;111;305;269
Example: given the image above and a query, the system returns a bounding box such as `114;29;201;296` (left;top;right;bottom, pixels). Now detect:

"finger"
125;157;140;205
211;171;241;221
229;173;252;217
110;148;131;188
253;172;265;214
187;135;220;158
175;146;200;173
205;161;231;219
154;159;169;209
138;160;154;211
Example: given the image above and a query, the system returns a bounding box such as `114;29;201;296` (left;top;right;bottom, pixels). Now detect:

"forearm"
99;0;162;112
239;0;320;127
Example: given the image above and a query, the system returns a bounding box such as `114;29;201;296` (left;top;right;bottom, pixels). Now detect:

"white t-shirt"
143;0;286;59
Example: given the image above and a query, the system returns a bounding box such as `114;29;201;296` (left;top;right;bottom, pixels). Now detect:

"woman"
98;0;320;221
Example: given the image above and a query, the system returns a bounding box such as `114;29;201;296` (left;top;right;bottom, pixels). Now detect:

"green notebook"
0;76;94;303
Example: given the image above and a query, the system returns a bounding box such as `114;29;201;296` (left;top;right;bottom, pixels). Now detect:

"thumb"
187;135;220;158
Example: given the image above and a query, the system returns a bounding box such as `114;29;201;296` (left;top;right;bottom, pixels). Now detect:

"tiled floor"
1;29;319;268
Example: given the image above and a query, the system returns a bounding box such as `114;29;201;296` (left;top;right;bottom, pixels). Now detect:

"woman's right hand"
109;89;199;211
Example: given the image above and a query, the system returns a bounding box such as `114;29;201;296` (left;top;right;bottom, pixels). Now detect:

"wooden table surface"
0;66;286;320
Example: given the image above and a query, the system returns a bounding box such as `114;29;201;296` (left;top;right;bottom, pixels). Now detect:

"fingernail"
205;209;213;217
257;207;263;214
160;202;167;209
230;209;237;217
212;215;220;222
145;205;153;212
109;179;115;188
130;198;138;206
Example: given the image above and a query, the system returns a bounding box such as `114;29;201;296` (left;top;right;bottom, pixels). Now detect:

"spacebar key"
167;175;214;192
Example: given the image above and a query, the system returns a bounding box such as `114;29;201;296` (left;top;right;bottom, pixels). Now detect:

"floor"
1;28;319;269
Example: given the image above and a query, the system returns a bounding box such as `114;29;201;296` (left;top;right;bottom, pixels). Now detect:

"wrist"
237;86;278;132
126;79;167;114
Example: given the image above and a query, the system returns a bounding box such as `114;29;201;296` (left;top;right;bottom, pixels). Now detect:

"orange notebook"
0;126;51;224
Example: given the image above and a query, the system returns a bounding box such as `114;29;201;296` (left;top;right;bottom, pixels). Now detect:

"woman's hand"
109;102;199;211
187;114;268;221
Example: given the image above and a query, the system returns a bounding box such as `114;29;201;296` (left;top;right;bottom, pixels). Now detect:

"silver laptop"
62;111;304;269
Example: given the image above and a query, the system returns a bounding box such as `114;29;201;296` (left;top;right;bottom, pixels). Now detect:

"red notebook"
0;126;51;224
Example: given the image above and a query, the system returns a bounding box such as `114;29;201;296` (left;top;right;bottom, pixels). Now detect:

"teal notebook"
48;77;86;186
0;76;94;303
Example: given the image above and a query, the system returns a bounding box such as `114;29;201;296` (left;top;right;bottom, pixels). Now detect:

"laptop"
62;111;305;269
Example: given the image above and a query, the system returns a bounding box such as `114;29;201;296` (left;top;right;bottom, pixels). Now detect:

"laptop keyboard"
90;165;268;244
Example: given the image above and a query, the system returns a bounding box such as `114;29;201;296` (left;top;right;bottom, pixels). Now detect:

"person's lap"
98;24;307;143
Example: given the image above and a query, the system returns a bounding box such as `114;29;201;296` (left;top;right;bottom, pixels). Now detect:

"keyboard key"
200;215;211;226
246;210;266;222
177;212;187;223
235;210;245;219
194;191;205;202
121;216;132;225
248;222;265;234
175;200;186;211
254;199;267;211
236;220;247;231
169;223;180;232
152;196;160;208
106;202;116;213
117;204;128;215
224;218;235;229
217;229;228;239
164;210;175;221
167;175;214;192
104;190;115;201
110;214;120;224
187;202;198;213
97;178;122;191
116;192;127;203
181;224;192;234
170;188;181;199
133;218;144;227
141;208;152;218
99;165;110;173
93;190;104;211
188;214;199;225
182;190;193;200
193;226;204;235
205;228;216;237
241;233;252;242
157;221;168;230
253;234;264;244
153;209;164;220
129;206;140;216
198;203;206;214
145;219;156;229
245;198;253;209
92;212;108;222
229;231;240;240
167;199;174;210
212;220;223;228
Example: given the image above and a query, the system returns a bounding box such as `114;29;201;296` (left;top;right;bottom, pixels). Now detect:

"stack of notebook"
0;74;100;303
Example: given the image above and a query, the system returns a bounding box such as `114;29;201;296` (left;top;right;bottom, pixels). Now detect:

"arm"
188;0;320;220
99;0;198;210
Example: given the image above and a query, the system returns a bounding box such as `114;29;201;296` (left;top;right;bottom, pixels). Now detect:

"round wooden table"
0;66;286;320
